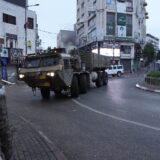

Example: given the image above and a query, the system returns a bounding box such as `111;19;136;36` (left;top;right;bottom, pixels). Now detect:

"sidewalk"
9;114;59;160
136;82;160;93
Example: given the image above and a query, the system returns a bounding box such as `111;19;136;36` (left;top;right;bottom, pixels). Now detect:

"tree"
142;43;155;65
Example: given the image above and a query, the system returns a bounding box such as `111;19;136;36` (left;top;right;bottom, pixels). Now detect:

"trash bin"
0;85;12;160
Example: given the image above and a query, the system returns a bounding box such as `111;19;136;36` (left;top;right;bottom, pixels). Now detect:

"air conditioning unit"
0;48;8;58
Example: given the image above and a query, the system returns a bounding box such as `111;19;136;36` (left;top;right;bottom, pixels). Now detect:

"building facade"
76;0;148;72
0;0;38;60
146;34;159;53
0;0;38;80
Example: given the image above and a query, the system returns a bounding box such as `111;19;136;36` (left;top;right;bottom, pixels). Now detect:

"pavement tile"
9;114;57;160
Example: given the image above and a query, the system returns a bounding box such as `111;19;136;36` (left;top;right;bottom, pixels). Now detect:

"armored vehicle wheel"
40;88;50;99
102;71;108;86
79;74;87;94
117;71;122;77
71;76;79;98
96;72;103;87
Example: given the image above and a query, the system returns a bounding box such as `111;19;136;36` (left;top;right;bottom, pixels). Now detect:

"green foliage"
143;43;155;65
147;71;160;78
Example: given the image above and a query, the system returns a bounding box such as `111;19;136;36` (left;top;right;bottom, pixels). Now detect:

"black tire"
79;74;87;94
117;71;122;77
40;88;50;99
102;72;108;86
71;76;79;98
96;72;103;87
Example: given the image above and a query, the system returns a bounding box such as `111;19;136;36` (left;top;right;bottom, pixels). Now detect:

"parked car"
105;65;124;77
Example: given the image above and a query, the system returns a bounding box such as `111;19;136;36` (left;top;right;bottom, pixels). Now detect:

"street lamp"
25;3;39;55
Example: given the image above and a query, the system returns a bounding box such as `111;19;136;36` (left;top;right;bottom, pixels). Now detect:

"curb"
136;83;160;93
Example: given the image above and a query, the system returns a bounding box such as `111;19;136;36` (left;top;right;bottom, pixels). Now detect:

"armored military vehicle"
18;48;108;99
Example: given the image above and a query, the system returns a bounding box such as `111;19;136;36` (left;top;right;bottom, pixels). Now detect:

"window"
27;17;34;29
81;2;85;9
118;66;122;69
3;13;16;25
25;59;40;68
41;57;59;67
64;59;70;69
126;14;132;36
120;45;131;54
107;12;115;35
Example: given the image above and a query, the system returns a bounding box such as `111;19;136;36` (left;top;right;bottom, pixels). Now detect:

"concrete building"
146;34;159;53
57;30;76;54
0;0;38;81
0;0;38;57
76;0;148;72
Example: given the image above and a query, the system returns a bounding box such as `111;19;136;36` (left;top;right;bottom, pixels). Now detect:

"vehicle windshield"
41;57;59;67
25;59;40;68
24;56;60;68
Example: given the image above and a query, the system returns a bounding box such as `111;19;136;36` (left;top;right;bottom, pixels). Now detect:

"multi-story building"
0;0;38;59
76;0;148;72
0;0;38;80
146;34;159;53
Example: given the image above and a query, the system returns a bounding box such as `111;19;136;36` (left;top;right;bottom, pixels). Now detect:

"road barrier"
0;86;12;160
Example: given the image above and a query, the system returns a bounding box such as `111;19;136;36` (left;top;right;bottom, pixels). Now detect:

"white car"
105;65;124;77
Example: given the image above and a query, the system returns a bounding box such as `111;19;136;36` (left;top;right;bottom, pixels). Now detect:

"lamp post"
25;4;39;55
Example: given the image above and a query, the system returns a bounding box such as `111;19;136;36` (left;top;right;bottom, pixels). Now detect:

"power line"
38;29;57;35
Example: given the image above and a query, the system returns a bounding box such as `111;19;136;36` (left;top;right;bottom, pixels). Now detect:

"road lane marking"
72;99;160;132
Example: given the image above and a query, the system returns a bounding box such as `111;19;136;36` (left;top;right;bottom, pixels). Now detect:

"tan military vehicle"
18;48;108;99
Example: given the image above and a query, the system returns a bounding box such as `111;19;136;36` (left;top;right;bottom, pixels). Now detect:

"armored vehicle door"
62;58;73;86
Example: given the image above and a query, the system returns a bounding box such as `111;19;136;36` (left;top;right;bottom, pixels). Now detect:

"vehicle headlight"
47;72;55;77
19;74;25;79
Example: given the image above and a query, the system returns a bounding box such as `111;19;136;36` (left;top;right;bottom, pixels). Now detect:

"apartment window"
3;13;16;25
120;45;131;54
27;17;34;29
126;14;132;36
93;0;96;5
81;2;85;9
107;12;115;35
126;0;133;7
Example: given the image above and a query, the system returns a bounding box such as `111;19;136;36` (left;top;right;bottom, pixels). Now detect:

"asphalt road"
6;75;160;160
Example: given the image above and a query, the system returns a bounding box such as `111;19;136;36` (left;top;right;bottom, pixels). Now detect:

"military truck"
18;48;108;99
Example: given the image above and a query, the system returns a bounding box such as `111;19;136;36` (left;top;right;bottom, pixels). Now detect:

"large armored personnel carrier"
18;48;108;99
